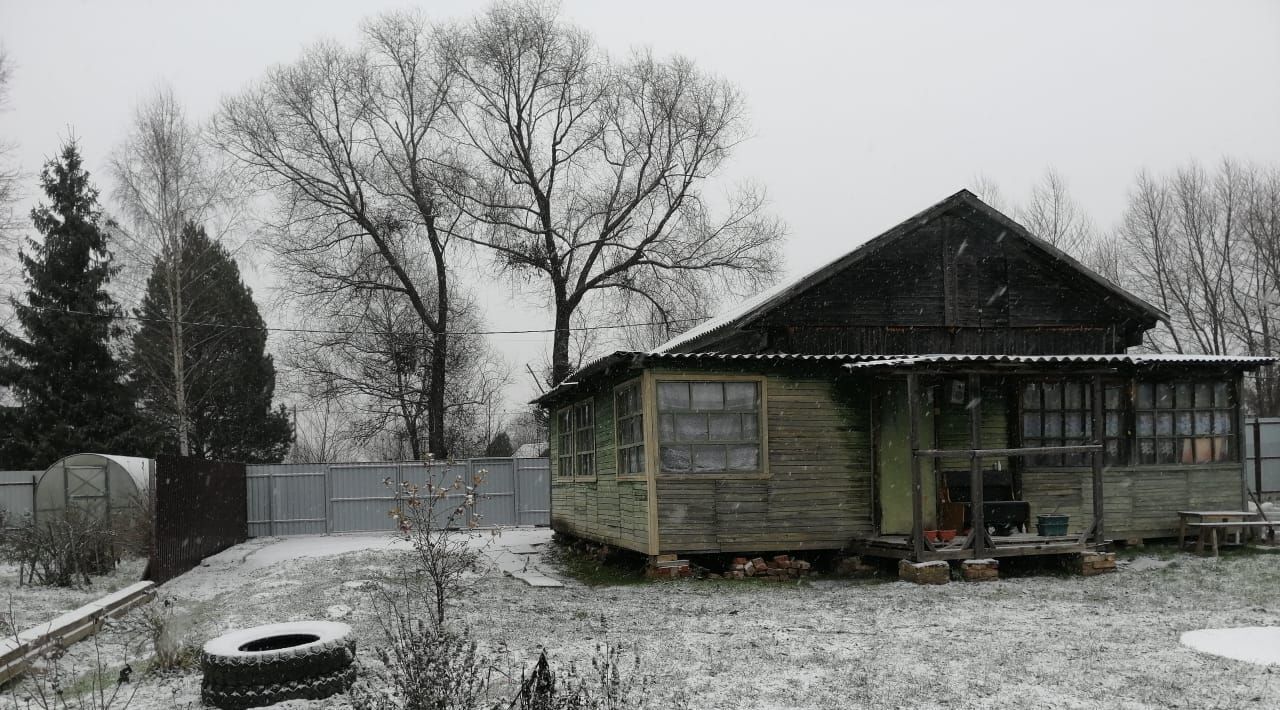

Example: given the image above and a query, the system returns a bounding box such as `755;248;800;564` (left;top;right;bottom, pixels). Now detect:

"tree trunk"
427;327;448;460
166;263;190;456
551;302;573;387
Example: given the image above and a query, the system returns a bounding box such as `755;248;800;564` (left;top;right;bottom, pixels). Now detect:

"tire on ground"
201;664;357;710
200;621;357;708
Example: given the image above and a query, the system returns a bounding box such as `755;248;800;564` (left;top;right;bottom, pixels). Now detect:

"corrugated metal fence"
246;457;550;537
0;471;38;523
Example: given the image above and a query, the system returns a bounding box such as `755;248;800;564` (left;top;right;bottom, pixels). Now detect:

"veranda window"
615;381;645;476
556;408;573;477
1021;380;1124;466
657;380;762;473
1135;380;1234;464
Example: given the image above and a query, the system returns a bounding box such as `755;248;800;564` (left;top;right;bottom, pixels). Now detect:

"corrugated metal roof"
842;353;1279;369
534;350;1276;405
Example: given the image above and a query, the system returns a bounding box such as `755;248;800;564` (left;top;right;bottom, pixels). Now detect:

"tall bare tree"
0;47;21;283
110;84;240;455
443;2;784;384
1017;168;1095;256
215;13;464;456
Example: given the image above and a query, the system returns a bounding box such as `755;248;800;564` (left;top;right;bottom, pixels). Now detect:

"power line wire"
14;304;709;337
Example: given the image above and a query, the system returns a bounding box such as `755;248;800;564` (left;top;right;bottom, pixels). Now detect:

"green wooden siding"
550;380;649;552
655;372;873;554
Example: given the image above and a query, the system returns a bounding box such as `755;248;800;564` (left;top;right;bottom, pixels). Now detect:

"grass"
543;541;649;587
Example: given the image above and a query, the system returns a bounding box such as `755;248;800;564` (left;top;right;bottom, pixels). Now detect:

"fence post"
1255;419;1264;499
266;468;275;537
511;457;522;526
324;462;334;535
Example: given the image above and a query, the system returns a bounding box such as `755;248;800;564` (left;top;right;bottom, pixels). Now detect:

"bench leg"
1179;519;1187;549
1211;528;1219;557
1196;529;1205;555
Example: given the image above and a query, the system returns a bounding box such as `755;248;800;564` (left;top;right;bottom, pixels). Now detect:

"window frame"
614;378;647;480
653;374;769;479
1133;378;1236;465
554;397;598;481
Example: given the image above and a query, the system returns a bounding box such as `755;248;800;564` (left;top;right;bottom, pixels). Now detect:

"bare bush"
1;511;118;587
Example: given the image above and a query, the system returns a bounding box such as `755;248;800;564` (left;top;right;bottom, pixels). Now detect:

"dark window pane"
1214;381;1231;407
675;414;707;442
741;413;759;439
1214;411;1232;435
1105;385;1122;410
724;382;758;411
1045;383;1062;410
1156;384;1174;409
1106;440;1121;461
1023;384;1040;409
1023;413;1042;438
1137;413;1154;437
1195;383;1211;409
1064;413;1085;439
1139;439;1156;464
1176;412;1193;436
660;446;690;472
1156;412;1173;436
1137;383;1154;409
1105;413;1121;437
1215;437;1231;462
1194;411;1211;435
1176;383;1193;409
659;414;675;442
658;383;690;411
708;413;742;441
1065;383;1083;410
693;445;727;472
1044;414;1063;438
727;445;759;471
691;382;724;410
1157;438;1176;463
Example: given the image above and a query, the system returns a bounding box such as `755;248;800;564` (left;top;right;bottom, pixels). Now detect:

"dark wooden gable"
670;191;1163;356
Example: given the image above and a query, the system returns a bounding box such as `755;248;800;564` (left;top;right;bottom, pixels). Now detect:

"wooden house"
534;190;1273;563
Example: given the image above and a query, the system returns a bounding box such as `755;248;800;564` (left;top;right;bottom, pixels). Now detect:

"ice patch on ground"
1181;626;1280;666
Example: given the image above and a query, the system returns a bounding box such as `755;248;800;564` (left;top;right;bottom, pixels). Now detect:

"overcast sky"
3;0;1279;415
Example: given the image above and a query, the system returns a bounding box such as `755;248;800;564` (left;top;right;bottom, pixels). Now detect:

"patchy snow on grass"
6;536;1280;710
0;557;147;633
1181;626;1280;666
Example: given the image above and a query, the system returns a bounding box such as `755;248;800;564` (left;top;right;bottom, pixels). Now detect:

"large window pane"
658;380;762;473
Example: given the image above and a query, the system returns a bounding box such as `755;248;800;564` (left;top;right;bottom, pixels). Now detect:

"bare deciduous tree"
216;13;465;457
1017;168;1095;256
0;47;21;297
110;84;241;455
443;2;784;384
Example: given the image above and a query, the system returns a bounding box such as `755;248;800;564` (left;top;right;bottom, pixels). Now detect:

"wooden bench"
1186;521;1277;557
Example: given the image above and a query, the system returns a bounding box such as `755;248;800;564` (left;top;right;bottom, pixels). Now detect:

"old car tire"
201;664;357;709
200;622;356;708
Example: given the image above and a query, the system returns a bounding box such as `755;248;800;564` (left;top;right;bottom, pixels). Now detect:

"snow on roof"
842;353;1278;369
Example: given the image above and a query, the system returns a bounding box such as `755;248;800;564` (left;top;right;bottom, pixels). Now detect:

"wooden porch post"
1091;375;1106;545
969;373;986;556
907;372;925;560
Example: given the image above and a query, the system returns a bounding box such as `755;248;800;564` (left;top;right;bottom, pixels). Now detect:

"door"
877;379;936;535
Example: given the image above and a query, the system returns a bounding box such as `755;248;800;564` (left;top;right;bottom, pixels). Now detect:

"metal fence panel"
245;457;550;537
515;458;551;526
0;471;38;523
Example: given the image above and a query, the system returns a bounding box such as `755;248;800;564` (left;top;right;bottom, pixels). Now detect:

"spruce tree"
131;222;292;463
0;142;136;469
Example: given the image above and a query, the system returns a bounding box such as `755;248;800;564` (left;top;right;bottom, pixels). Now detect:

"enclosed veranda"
843;354;1268;563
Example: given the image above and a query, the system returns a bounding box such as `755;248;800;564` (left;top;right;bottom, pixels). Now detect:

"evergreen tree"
0;142;137;469
131;222;292;462
484;431;514;458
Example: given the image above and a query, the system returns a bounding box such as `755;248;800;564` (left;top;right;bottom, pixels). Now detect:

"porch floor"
851;532;1106;562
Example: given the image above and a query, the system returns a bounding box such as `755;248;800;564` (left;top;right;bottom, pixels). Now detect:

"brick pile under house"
722;555;813;580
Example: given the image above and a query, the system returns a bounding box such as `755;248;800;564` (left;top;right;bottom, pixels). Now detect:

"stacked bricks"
646;554;693;579
725;555;813;580
960;558;999;582
1076;551;1117;577
898;560;950;585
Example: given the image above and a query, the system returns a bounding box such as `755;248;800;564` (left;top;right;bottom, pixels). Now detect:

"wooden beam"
907;373;924;561
1091;374;1106;545
969;373;986;557
916;444;1103;458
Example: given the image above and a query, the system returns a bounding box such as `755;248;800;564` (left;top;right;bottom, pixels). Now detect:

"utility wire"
15;304;709;337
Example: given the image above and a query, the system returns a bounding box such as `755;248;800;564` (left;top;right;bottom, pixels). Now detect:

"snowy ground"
1;558;148;632
5;532;1280;709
